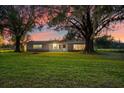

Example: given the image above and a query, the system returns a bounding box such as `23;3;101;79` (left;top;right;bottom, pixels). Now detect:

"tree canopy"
48;5;124;53
0;5;124;53
0;6;49;52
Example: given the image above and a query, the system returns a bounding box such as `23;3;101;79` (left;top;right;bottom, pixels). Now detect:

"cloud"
30;30;67;41
30;23;124;42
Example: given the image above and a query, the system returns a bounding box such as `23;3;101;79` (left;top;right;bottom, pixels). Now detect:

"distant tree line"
95;35;124;49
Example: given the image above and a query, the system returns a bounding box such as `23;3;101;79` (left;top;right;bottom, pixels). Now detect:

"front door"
49;43;67;52
52;43;60;50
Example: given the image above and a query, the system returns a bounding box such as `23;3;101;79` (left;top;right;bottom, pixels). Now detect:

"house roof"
28;40;85;44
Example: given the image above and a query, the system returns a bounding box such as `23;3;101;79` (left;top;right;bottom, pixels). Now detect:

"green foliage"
0;6;36;52
4;6;35;37
95;35;114;48
66;30;76;40
50;12;66;26
95;35;124;49
0;6;6;32
0;49;14;53
48;6;67;27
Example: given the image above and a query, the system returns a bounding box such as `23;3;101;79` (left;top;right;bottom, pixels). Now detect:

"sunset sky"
29;24;124;42
30;30;67;41
28;6;124;43
108;24;124;42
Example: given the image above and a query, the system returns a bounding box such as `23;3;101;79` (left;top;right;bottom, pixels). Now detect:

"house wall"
67;43;85;52
48;42;68;52
27;41;85;52
27;41;49;52
67;43;73;52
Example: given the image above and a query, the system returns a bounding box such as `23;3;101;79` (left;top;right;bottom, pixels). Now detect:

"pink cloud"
30;31;62;41
30;23;124;43
108;23;124;42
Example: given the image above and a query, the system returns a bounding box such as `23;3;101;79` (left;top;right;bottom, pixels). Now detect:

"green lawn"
0;51;124;87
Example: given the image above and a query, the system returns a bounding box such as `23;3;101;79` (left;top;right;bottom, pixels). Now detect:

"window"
33;44;42;49
63;44;66;48
52;43;59;50
73;44;85;50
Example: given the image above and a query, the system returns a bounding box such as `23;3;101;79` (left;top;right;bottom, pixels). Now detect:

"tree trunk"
15;36;21;52
21;43;27;52
84;37;95;54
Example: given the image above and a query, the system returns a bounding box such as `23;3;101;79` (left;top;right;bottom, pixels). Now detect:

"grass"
0;49;14;53
0;51;124;87
97;49;124;53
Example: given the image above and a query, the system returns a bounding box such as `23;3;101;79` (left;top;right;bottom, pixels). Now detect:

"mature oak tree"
0;6;48;52
49;5;124;53
0;6;36;52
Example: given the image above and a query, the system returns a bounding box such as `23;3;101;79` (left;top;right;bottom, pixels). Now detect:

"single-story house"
27;40;85;52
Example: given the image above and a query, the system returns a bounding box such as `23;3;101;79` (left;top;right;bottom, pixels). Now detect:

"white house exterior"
27;40;85;52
